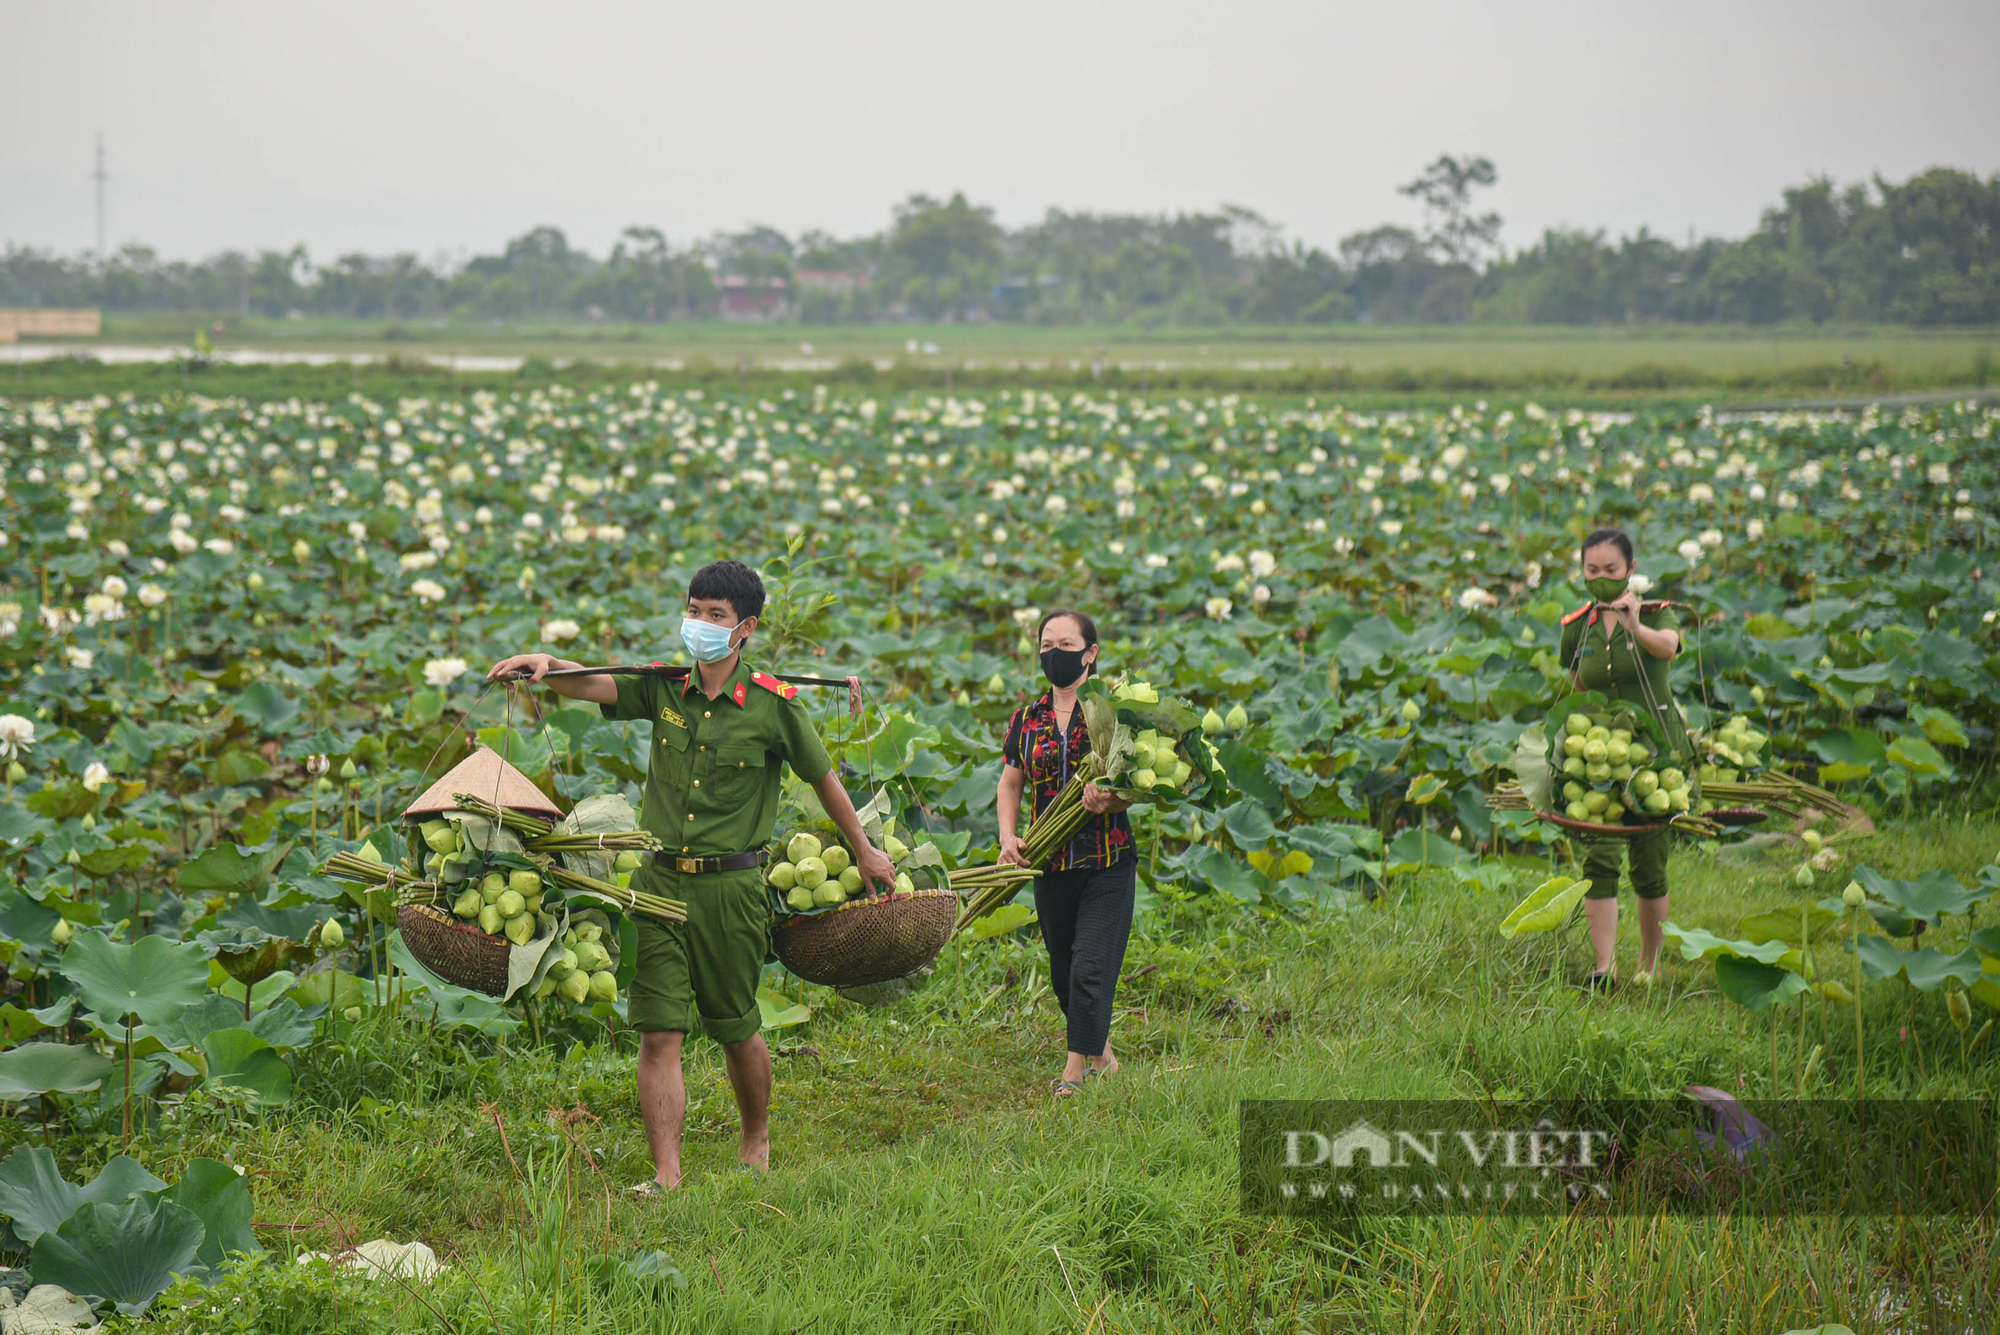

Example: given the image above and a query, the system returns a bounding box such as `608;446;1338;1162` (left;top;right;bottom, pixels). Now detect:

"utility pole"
92;132;109;258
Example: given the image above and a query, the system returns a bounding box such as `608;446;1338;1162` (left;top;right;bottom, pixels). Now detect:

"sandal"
1053;1079;1085;1098
625;1180;669;1199
1582;970;1618;994
736;1161;768;1177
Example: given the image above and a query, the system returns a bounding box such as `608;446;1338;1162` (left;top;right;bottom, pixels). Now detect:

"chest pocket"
712;742;771;802
652;718;692;785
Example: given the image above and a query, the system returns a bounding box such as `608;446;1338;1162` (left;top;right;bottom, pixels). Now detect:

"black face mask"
1039;646;1091;688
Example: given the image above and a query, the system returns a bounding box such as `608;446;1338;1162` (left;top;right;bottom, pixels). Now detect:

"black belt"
652;849;770;875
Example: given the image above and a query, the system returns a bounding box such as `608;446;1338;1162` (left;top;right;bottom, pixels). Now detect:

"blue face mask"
679;615;744;664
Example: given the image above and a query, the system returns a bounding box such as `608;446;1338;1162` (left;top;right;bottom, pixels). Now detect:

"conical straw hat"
404;745;563;822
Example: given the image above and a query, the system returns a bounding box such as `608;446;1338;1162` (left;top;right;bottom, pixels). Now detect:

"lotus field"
1;384;1999;1331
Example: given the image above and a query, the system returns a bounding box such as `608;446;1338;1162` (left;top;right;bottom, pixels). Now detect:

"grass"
5;316;1996;405
81;810;2000;1333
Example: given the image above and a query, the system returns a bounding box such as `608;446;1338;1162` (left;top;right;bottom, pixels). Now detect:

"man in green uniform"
1556;528;1687;991
490;560;892;1189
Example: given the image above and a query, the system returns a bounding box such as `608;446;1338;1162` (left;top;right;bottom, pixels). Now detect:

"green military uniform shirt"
599;659;835;858
1558;600;1691;757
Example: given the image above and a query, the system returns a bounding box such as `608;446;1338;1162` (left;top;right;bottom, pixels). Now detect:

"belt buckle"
676;856;702;875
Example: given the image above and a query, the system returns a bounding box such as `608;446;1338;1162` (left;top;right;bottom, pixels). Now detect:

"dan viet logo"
1277;1115;1616;1207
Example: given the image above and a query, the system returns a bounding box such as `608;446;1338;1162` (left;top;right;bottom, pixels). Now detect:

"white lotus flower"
1628;573;1653;595
168;530;199;555
202;538;235;555
65;523;88;541
422;657;469;688
1525;561;1544;588
1204;597;1233;621
399;551;438;571
1252;584;1272;607
1746;519;1766;541
1379;520;1403;537
1213;553;1245;575
1011;607;1042;629
1248;550;1277;579
100;576;128;600
1927;463;1951;485
542;618;582;644
138;584;168;608
347;521;368;541
1044;495;1068;515
409;579;447;603
0;714;35;760
1677;539;1704;563
1699;529;1723;549
105;540;130;557
81;761;111;792
1687;483;1715;503
1144;553;1169;568
1457;587;1499;610
65;647;94;670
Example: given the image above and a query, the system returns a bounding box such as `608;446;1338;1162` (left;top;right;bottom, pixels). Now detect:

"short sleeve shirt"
599;660;834;858
1558;601;1691;754
1002;690;1134;874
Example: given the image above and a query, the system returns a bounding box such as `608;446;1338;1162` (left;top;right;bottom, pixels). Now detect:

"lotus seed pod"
1564;735;1588;757
813;882;846;907
1564;713;1592;737
1843;882;1865;908
1200;708;1224;733
820;844;852;877
495;890;525;919
768;861;798;891
1947;990;1972;1032
1227;703;1251;731
787;832;823;864
588;970;618;1004
793;856;828;889
1398;699;1419;725
50;919;73;947
785;887;815;912
319;917;345;950
1583;740;1608;764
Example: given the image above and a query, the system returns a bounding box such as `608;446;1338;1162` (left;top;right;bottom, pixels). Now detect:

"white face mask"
679;615;744;664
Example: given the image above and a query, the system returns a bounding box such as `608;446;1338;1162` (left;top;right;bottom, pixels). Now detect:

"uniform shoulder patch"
1560;604;1593;626
751;671;798;701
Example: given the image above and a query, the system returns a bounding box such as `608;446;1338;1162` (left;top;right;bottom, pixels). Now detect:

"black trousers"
1035;855;1136;1058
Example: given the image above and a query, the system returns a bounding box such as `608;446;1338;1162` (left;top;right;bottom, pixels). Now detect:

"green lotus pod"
495;890;525;919
1563;781;1587;802
820;844;852;877
768;861;797;890
1582;739;1608;764
785;887;815;912
1563;734;1587;757
319;917;345;950
478;903;504;935
1632;770;1659;798
589;970;618;1004
813;882;847;907
793;856;828;889
504;913;536;946
787;832;823;864
1659;768;1686;792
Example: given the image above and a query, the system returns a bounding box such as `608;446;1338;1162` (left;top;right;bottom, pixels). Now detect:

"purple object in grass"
1685;1085;1777;1163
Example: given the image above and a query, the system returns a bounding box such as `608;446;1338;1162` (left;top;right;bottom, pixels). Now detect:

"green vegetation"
6;160;1998;327
1;385;1997;1328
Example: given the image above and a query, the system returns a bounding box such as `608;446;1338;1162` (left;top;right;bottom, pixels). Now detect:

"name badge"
659;707;687;730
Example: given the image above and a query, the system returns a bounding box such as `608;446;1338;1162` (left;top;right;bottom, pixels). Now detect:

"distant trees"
4;163;1995;326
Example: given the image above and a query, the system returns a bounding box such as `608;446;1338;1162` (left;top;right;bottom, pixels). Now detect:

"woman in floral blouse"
997;609;1136;1097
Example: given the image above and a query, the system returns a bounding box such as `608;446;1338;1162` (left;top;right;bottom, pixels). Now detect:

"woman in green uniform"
1557;528;1687;991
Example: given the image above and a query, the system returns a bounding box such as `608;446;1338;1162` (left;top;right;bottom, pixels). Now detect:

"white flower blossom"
1676;539;1704;564
1927;463;1951;485
1525;561;1543;588
1628;573;1653;595
1204;597;1233;621
105;540;130;557
81;761;111;792
1213;553;1245;575
1457;587;1499;610
1251;584;1271;606
1379;520;1404;537
65;646;94;670
1144;553;1169;568
347;521;368;541
1248;550;1277;579
1699;529;1723;549
101;576;128;600
1746;518;1767;541
422;657;469;688
1687;483;1715;503
409;578;447;603
138;584;168;607
542;618;582;644
168;530;199;555
399;551;438;571
202;538;235;555
1011;607;1042;629
0;714;35;760
1044;495;1068;515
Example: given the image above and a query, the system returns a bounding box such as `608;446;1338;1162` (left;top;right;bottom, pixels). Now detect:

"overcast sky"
5;0;1996;265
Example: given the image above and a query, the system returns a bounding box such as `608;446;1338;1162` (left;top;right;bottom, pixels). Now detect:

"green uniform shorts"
624;864;769;1044
1581;828;1670;901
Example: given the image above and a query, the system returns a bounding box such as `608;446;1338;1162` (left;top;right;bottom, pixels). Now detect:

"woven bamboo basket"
399;902;513;996
770;886;958;988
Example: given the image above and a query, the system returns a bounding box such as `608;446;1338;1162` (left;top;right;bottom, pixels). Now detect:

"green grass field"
129;813;2000;1334
9;315;1996;405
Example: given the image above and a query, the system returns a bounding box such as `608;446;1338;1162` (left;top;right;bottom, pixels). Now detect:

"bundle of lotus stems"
951;755;1107;934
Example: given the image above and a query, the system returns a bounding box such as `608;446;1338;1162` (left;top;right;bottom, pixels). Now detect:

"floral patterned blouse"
1002;690;1134;874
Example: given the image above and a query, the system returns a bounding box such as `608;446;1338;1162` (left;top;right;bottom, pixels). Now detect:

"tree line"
3;159;1995;327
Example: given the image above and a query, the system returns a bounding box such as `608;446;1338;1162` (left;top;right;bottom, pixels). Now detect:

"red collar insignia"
732;681;748;707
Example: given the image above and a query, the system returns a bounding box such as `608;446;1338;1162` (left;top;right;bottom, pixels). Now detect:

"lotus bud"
820;844;853;877
884;835;910;862
1800;829;1823;851
1842;882;1866;908
954;690;971;706
292;539;311;561
64;848;80;866
1400;699;1421;724
1750;685;1766;705
508;870;541;898
80;812;96;831
767;861;798;891
1631;970;1652;988
319;917;345;949
1792;865;1814;887
1226;702;1249;731
1200;707;1224;733
588;970;618;1003
785;886;814;912
5;761;25;785
247;572;264;591
1946;990;1972;1032
985;674;1005;694
50;919;73;947
614;850;642;874
559;971;591;1004
343;1006;363;1022
339;757;358;780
